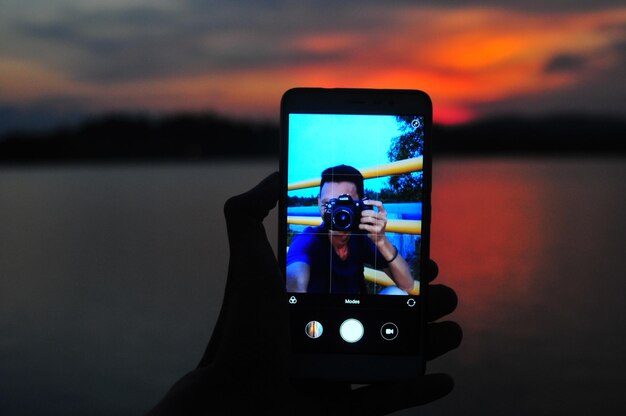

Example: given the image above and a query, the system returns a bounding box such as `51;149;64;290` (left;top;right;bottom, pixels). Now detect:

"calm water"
1;158;624;415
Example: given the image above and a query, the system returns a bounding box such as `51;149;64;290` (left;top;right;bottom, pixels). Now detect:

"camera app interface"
285;113;425;355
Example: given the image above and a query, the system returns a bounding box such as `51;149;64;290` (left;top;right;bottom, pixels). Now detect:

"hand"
359;199;388;244
146;173;462;415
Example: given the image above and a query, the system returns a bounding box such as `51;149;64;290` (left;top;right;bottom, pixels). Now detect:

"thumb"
198;172;288;377
224;171;280;226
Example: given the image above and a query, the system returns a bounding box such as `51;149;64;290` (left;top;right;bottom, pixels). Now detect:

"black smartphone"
279;88;432;382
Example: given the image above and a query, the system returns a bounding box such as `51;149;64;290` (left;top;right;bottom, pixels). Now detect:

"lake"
1;158;624;415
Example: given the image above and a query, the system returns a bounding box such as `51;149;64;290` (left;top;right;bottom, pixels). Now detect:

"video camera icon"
380;322;399;341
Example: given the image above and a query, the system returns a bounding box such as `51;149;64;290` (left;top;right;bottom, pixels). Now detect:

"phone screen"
280;90;430;379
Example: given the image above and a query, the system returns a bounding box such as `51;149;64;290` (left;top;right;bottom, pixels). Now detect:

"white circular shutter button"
339;318;364;343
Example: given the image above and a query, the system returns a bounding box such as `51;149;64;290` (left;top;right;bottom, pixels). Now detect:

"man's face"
318;181;359;238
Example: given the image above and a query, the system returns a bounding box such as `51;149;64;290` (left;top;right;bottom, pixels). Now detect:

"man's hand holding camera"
360;199;388;245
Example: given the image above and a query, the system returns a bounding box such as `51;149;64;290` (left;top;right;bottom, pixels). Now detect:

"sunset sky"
1;0;625;128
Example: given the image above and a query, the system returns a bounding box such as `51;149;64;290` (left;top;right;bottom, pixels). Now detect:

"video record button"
380;322;399;341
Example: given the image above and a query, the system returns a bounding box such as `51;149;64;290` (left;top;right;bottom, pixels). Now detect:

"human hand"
146;172;462;415
360;199;387;244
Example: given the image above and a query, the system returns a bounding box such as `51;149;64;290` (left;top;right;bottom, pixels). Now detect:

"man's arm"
378;240;415;292
360;199;414;292
286;261;310;292
376;238;414;292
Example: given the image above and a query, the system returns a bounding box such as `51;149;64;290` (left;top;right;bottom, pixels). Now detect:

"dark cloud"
544;54;586;73
473;22;626;119
472;59;626;119
612;40;626;61
190;0;626;13
0;100;88;137
12;3;375;83
481;0;623;11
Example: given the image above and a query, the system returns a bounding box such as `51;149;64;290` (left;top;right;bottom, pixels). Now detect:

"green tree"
383;116;424;202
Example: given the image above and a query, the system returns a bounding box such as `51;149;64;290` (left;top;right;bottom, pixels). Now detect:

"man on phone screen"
286;164;414;294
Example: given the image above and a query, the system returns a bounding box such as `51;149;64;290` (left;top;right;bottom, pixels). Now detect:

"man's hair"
320;165;364;199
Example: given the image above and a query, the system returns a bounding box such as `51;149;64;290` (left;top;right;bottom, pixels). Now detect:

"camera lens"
332;208;353;231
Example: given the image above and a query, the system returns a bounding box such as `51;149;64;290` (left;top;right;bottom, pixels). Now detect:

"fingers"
425;321;463;361
358;223;385;235
359;208;387;235
424;274;462;361
363;199;386;214
336;373;454;415
361;202;386;221
426;284;458;322
425;259;439;283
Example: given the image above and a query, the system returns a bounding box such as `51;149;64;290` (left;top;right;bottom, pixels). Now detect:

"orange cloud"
266;7;626;122
192;6;624;123
0;58;88;103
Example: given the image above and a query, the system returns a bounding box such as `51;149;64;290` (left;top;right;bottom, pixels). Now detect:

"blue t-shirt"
287;225;389;294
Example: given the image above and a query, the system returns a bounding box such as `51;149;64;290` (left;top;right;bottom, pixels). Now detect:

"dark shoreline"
1;113;624;163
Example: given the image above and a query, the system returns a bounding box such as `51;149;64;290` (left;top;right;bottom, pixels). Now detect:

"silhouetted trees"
1;112;624;163
0;113;279;162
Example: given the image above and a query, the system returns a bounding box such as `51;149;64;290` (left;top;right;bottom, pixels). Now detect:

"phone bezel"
279;88;432;382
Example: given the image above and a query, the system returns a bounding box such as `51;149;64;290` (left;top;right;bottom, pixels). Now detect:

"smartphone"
279;88;432;382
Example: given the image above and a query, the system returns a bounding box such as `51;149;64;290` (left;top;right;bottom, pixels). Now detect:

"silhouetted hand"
146;172;462;415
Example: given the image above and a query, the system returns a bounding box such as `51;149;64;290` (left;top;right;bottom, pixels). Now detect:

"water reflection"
1;159;625;415
424;158;626;416
431;161;548;346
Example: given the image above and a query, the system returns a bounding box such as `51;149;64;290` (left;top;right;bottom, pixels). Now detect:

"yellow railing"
287;216;421;235
364;267;420;295
288;157;423;191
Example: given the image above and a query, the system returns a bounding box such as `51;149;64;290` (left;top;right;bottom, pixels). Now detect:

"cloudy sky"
1;0;625;127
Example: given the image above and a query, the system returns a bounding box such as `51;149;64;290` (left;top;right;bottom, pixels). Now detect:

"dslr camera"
323;194;371;232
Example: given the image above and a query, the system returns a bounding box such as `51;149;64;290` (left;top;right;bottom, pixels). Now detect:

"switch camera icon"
410;118;422;129
288;296;297;304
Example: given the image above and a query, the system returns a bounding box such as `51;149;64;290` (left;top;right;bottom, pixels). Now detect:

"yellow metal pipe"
287;216;322;227
364;267;420;295
288;157;423;191
288;177;321;192
359;157;423;180
287;216;421;235
387;219;421;235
